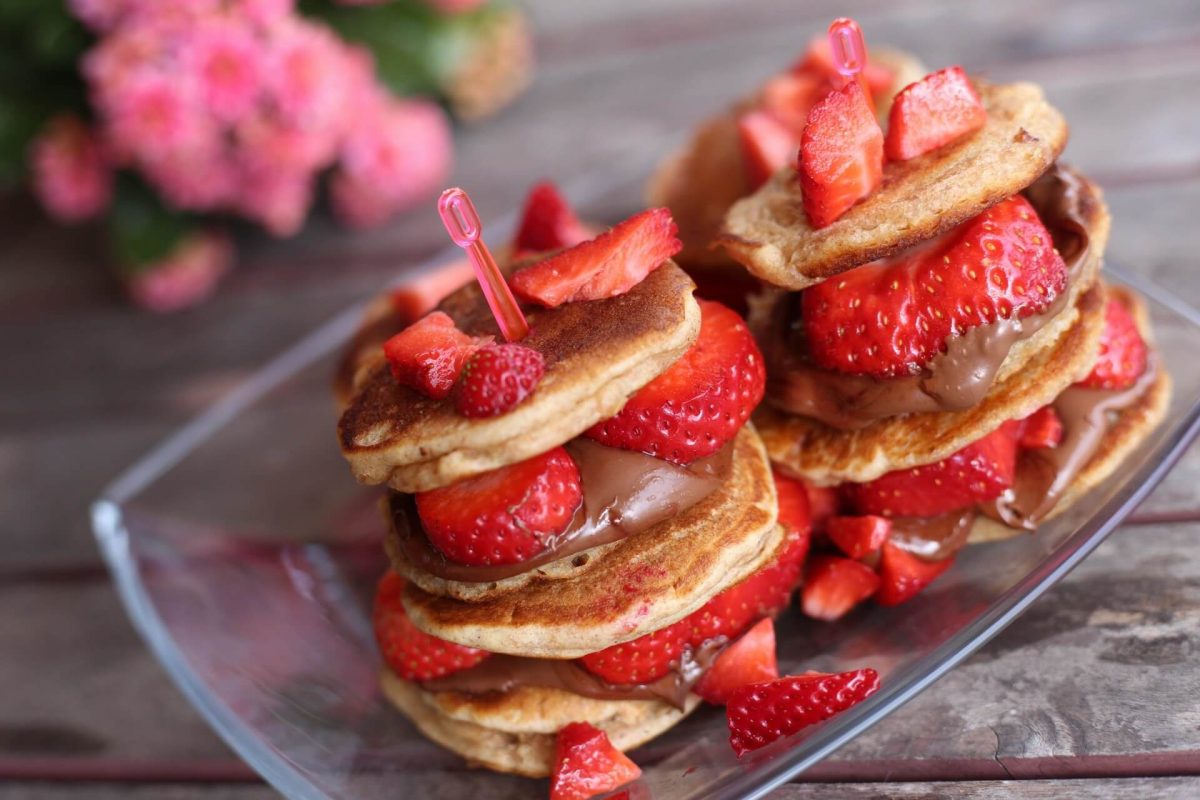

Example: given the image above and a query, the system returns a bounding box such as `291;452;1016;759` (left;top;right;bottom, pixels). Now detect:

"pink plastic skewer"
827;17;874;111
438;187;529;342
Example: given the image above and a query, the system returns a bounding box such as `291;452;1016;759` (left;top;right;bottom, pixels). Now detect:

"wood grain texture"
775;777;1200;799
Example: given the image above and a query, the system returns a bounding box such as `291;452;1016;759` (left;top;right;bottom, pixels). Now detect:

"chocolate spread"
391;439;734;583
889;509;978;561
753;164;1095;430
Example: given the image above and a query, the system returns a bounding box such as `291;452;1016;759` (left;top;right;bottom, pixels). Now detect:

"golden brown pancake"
334;292;406;410
338;263;701;493
718;80;1069;289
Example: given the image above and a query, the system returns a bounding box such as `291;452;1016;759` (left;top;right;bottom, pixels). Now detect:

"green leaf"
107;174;195;271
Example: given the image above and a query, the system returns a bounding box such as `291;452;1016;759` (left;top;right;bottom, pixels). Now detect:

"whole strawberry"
373;572;489;680
455;343;544;418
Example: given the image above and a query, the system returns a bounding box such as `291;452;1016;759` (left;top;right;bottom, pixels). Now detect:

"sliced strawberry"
800;555;880;621
1076;297;1148;390
885;66;986;161
827;515;892;560
373;572;489;680
695;618;780;705
382;311;489;400
801;480;842;536
774;470;814;553
848;421;1020;517
738;110;797;190
726;669;880;756
551;722;641;800
802;194;1067;377
586;300;765;465
579;619;689;685
876;541;954;606
1019;406;1064;449
454;343;544;418
513;181;591;255
759;72;827;135
415;447;581;567
511;208;681;308
798;80;884;228
792;37;893;95
389;257;475;324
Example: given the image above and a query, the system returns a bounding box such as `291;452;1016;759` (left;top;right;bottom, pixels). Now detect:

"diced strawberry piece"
551;722;641;800
885;66;986;161
415;447;581;567
759;72;827;135
513;181;591;255
586;300;765;465
726;669;880;756
774;469;814;555
1019;406;1064;449
382;311;489;400
373;572;489;680
695;618;780;705
801;480;842;536
876;542;954;606
1076;297;1148;390
827;515;892;560
792;37;893;95
388;257;475;324
802;195;1067;377
579;619;690;685
800;555;880;621
848;422;1020;517
511;208;681;308
738;110;797;190
798;81;884;228
454;343;544;418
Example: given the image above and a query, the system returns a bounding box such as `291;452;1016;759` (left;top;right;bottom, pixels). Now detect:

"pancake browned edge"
338;262;702;493
400;425;781;657
380;668;700;778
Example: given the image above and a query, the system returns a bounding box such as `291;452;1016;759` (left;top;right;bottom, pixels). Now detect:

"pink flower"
82;26;165;101
236;112;338;176
69;0;134;32
104;71;213;164
224;0;295;27
265;21;355;131
328;170;390;230
183;22;265;123
235;169;313;237
126;230;233;313
29;115;113;222
144;147;239;210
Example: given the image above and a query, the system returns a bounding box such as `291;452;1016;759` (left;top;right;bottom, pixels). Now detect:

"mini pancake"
380;669;698;778
646;49;924;275
400;426;781;657
338;263;701;493
762;283;1107;486
334;292;405;409
718;80;1068;289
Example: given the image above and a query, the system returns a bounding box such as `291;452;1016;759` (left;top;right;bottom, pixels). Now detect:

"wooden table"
2;1;1199;797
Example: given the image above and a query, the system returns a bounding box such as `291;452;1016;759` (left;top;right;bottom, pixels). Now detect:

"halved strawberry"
373;572;489;680
885;66;986;161
695;618;780;705
738;110;797;190
792;37;894;96
513;181;591;255
774;470;814;550
800;555;880;621
759;72;827;135
801;480;842;536
827;515;892;560
415;447;581;566
726;669;880;756
848;421;1020;517
1019;406;1064;449
389;257;475;324
876;542;954;606
511;208;681;308
1076;297;1148;390
586;300;765;465
578;619;689;685
454;343;544;418
382;311;490;399
802;195;1067;378
551;722;641;800
798;80;884;228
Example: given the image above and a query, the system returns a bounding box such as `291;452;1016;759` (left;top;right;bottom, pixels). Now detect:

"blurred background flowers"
1;0;533;311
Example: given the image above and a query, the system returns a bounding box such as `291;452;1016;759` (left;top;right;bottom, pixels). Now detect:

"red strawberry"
551;722;641;800
801;555;880;621
759;72;826;135
848;422;1020;517
579;619;689;685
388;258;475;324
885;66;986;161
373;572;489;680
876;542;954;606
792;37;894;95
738;110;797;190
695;618;780;705
827;515;892;560
514;181;590;255
798;80;883;228
454;343;544;418
1019;406;1064;449
382;311;490;400
802;195;1067;377
511;208;681;308
1076;297;1148;390
801;480;842;536
415;447;581;566
774;470;814;551
586;300;765;465
726;669;880;756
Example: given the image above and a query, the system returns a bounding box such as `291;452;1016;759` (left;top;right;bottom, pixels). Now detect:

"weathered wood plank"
776;777;1200;799
0;787;270;800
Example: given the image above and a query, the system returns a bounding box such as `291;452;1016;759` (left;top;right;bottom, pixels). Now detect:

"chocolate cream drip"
889;508;978;561
752;164;1094;430
391;439;733;583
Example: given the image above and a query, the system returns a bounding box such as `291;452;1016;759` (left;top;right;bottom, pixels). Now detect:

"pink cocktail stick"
438;187;529;342
828;17;874;112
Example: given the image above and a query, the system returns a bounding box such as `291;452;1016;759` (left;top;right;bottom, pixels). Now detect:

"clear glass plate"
93;168;1200;800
